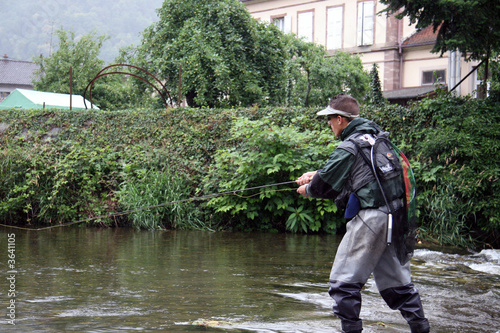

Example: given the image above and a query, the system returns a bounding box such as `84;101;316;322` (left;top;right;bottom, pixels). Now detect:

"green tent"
0;89;98;110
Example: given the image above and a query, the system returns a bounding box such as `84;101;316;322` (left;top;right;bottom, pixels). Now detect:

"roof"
383;86;440;99
0;89;98;110
402;25;438;47
0;58;39;85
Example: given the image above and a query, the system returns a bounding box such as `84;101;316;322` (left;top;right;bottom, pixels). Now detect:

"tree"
285;37;369;107
133;0;369;108
367;63;386;105
380;0;500;97
380;0;500;60
137;0;289;108
33;29;108;96
32;29;152;110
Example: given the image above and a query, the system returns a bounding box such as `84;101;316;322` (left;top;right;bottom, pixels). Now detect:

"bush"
364;95;500;248
204;116;342;233
0;143;121;225
1;100;498;249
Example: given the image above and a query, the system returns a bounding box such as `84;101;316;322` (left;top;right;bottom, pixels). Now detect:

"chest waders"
329;133;429;333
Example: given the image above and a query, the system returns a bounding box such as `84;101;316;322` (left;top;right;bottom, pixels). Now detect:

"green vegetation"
33;29;108;96
132;0;368;108
204;116;340;233
138;0;289;108
117;168;204;230
365;94;500;248
285;43;369;107
32;29;155;111
0;94;499;249
367;63;386;106
31;4;369;110
0;107;232;228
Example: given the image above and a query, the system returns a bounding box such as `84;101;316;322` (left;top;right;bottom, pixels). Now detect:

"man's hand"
296;171;317;185
297;184;309;198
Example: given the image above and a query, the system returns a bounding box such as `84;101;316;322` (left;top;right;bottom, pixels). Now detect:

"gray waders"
328;205;430;333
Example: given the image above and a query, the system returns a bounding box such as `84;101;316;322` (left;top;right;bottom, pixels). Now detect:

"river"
1;229;499;332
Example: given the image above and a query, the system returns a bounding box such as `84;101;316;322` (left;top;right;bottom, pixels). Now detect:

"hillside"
0;0;164;63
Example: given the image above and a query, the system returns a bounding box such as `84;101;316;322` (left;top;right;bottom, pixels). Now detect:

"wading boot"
409;321;430;333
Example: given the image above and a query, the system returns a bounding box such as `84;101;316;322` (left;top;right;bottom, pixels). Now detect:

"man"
296;94;430;333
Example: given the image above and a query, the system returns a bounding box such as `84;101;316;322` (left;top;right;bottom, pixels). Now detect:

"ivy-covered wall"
0;107;336;232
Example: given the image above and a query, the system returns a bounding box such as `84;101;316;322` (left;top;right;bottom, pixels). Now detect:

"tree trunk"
305;70;311;107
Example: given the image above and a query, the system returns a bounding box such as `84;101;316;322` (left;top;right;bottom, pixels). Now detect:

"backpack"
352;132;417;265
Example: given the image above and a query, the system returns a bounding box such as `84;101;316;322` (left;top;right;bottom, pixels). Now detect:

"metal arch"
83;64;173;110
84;71;170;110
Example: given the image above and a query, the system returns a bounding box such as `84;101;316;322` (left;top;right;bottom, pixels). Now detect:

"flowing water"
1;228;499;332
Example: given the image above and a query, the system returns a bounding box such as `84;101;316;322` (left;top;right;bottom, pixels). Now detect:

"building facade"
241;0;482;102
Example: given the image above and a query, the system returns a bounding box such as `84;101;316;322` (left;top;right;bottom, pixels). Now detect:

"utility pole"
49;21;55;57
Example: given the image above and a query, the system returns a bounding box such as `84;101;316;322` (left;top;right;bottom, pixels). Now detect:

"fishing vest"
334;131;405;209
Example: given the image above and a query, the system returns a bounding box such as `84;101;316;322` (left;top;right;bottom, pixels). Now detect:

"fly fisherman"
296;94;430;333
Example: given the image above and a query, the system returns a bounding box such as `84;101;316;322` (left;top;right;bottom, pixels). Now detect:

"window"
272;16;291;34
327;6;343;50
273;17;285;31
0;91;9;101
357;1;374;46
422;70;446;85
298;11;313;43
473;71;490;97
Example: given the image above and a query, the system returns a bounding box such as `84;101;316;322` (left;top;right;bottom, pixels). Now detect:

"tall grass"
418;184;475;248
117;168;205;230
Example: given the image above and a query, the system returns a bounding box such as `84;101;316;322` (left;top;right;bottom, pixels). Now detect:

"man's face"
327;115;343;137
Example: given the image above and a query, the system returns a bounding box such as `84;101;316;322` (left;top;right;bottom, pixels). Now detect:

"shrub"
0;142;120;225
364;95;500;248
204;116;342;233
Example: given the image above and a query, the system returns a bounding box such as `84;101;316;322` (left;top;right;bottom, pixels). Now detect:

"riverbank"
1;95;499;248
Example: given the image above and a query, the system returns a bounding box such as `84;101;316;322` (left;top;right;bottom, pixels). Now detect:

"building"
0;89;98;110
0;55;38;102
241;0;483;103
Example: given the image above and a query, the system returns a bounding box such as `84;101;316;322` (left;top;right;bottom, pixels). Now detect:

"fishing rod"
0;180;298;231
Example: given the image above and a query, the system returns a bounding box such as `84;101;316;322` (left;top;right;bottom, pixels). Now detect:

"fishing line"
0;180;298;231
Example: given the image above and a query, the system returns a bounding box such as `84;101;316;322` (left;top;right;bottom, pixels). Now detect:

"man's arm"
296;148;355;199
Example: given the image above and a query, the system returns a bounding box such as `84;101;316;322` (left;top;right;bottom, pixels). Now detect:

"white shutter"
298;11;313;43
357;2;363;46
363;1;374;45
327;6;343;50
284;15;292;34
357;1;374;46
